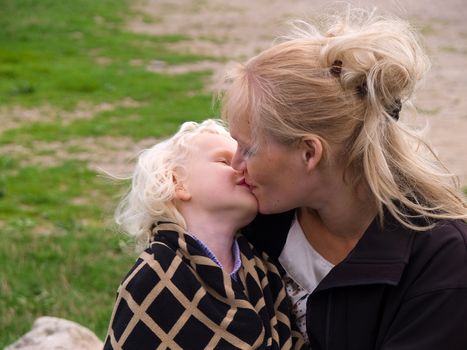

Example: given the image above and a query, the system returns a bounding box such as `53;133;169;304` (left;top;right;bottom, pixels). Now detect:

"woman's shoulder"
415;219;467;267
441;218;467;238
406;219;467;297
415;219;467;250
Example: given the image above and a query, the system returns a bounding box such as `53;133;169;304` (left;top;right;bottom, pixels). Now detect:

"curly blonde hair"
221;8;466;230
114;119;230;250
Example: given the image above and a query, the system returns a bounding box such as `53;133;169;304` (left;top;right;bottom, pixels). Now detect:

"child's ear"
175;186;191;201
173;175;192;201
301;136;323;172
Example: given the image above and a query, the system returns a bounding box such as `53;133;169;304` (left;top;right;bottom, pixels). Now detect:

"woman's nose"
231;148;246;171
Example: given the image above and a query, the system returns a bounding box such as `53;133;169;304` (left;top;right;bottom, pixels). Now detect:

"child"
104;120;305;350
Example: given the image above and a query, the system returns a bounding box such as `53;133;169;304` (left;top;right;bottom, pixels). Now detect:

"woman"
221;8;467;350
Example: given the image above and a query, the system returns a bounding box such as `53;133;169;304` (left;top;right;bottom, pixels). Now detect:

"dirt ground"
129;0;467;186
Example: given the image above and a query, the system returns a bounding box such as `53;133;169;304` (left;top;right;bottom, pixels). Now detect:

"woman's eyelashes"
240;144;256;159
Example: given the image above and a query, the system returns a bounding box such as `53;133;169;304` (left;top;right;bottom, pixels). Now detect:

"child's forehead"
189;132;236;152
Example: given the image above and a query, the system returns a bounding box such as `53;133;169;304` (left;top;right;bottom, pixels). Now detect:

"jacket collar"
314;210;415;293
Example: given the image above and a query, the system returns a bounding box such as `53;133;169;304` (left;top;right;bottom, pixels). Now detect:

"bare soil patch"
0;98;142;133
1;136;160;175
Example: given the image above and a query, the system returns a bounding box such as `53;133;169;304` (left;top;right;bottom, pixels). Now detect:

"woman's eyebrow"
230;132;247;145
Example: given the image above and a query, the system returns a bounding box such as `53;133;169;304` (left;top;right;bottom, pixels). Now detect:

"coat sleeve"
103;242;202;350
381;222;467;350
381;288;467;349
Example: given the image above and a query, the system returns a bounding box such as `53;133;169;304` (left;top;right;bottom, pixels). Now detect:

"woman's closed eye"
239;144;256;159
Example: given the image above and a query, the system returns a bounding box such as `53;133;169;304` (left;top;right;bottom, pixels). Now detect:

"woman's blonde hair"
115;119;230;250
221;8;467;230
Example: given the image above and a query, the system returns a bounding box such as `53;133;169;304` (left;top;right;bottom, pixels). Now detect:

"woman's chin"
257;201;289;215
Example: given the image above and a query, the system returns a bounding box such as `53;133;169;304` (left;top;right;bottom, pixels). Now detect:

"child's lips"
238;178;252;190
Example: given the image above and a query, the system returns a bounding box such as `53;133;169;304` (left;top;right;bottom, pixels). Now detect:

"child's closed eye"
212;150;234;165
217;158;230;165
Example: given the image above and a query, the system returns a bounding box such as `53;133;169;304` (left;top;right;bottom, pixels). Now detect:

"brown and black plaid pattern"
104;222;306;350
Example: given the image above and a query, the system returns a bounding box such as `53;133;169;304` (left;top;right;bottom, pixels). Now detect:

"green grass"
0;0;217;347
0;160;136;343
0;89;213;145
0;0;213;109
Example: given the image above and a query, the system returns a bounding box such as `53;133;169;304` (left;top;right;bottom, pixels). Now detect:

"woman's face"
229;115;310;214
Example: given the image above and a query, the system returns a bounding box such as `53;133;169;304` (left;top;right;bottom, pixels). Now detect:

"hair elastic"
330;60;343;77
356;81;368;97
388;98;402;121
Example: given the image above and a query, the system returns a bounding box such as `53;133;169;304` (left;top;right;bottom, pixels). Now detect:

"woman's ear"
301;136;323;172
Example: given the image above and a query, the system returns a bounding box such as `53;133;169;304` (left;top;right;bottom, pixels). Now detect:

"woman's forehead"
225;76;254;125
229;113;253;142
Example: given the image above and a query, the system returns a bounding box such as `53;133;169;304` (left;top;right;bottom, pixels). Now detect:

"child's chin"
240;207;259;227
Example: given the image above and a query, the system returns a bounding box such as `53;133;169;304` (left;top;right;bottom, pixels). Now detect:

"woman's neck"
299;183;377;265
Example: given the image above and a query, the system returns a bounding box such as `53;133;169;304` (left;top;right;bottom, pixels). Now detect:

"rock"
5;316;103;350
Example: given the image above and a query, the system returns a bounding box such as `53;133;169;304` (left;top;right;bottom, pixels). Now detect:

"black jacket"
243;211;467;349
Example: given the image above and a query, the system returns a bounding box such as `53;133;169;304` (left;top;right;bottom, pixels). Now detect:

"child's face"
180;132;258;228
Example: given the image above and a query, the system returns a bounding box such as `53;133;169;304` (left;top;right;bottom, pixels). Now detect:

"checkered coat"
104;222;306;350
